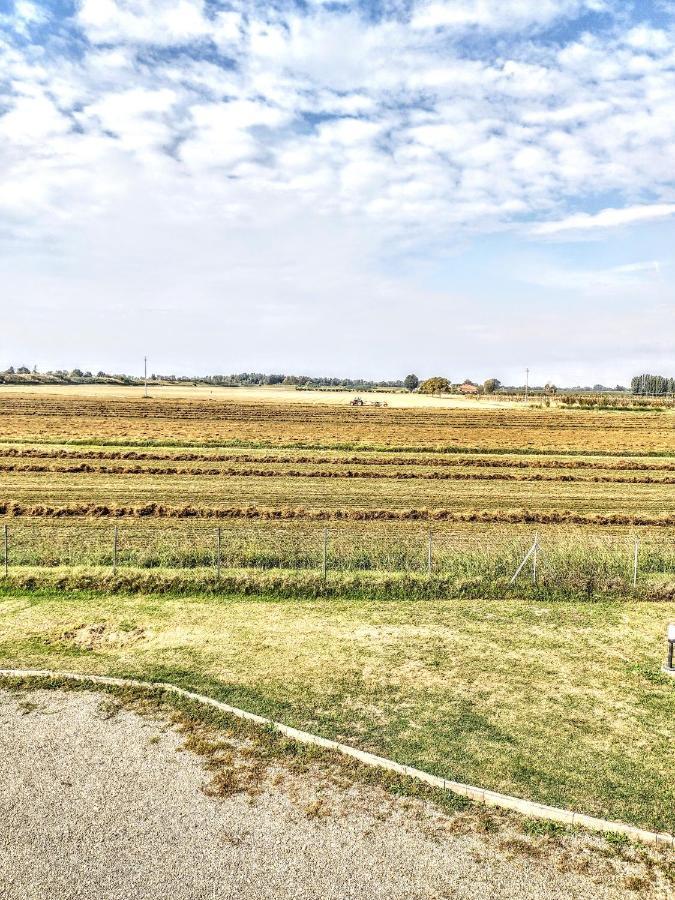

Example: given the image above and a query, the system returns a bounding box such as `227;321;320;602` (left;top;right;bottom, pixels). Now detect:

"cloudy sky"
1;0;674;384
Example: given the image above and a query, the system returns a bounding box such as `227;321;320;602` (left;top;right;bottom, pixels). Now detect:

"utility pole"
525;368;529;402
144;356;148;398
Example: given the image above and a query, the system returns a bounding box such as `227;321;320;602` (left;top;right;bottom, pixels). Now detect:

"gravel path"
0;689;668;900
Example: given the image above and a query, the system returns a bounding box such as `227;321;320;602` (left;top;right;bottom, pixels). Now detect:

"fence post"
216;527;221;581
113;526;118;575
532;533;539;584
322;527;328;579
427;529;432;576
3;523;7;578
632;539;639;588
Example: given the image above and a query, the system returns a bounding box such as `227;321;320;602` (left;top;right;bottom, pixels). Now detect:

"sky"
0;0;674;385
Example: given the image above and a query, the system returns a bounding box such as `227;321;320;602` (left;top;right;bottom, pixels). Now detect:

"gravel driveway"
0;688;669;900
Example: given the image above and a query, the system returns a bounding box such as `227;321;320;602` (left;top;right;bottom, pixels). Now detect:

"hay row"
2;461;675;484
3;447;675;471
2;501;674;526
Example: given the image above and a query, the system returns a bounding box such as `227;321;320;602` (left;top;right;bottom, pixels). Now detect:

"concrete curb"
1;667;673;849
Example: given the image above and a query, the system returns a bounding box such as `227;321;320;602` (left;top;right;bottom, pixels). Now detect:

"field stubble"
1;391;674;593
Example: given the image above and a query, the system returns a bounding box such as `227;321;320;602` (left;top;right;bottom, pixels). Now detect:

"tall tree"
419;377;451;395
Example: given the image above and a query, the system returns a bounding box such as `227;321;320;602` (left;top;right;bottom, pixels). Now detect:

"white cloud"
412;0;605;30
179;99;290;169
1;0;675;380
623;25;671;53
520;258;666;294
14;1;48;24
532;204;675;235
77;0;212;45
79;87;178;159
0;94;70;143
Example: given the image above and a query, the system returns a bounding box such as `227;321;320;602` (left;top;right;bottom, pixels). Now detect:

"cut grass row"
0;588;672;833
6;445;675;470
6;435;675;457
4;461;675;484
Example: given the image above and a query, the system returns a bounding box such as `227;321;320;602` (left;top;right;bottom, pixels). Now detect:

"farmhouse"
458;381;479;395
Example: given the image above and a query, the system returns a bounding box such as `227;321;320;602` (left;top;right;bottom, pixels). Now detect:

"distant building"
459;382;479;395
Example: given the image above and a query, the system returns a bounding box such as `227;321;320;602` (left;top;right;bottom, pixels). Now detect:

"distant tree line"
631;374;675;395
0;366;404;390
3;365;656;394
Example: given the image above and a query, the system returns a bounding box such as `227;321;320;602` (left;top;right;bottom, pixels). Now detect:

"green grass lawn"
0;588;673;833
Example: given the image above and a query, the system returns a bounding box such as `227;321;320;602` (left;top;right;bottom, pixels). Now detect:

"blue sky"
0;0;674;384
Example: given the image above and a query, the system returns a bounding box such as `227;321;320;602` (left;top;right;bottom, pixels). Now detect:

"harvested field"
1;389;674;592
0;382;518;408
1;392;674;453
0;475;673;516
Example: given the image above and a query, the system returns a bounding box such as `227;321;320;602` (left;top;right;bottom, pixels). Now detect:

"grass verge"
2;566;675;601
0;587;673;834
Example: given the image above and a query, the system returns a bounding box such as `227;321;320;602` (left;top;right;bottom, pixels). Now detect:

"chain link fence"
2;521;674;588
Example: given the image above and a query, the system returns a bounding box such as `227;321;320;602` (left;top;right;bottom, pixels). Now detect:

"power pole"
525;367;529;401
144;356;148;398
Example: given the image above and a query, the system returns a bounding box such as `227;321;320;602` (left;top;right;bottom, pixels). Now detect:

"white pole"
632;539;639;588
144;356;148;398
510;538;538;584
532;533;538;584
322;528;328;579
525;368;529;402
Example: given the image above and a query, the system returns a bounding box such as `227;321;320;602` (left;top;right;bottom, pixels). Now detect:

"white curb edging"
1;668;673;849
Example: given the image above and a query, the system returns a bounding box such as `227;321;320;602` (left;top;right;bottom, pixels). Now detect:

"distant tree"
419;377;451;395
70;368;83;378
5;366;15;374
483;378;501;394
404;374;419;392
544;382;557;395
632;373;672;395
17;366;30;374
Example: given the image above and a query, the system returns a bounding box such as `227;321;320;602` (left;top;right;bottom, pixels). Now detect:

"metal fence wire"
1;522;674;587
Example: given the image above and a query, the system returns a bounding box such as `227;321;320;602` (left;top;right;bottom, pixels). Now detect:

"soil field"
1;392;674;453
0;382;522;409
